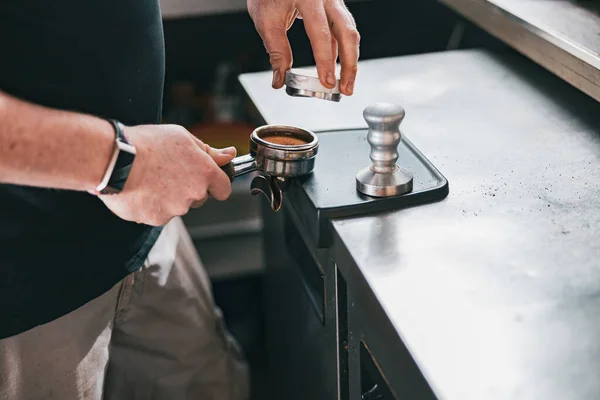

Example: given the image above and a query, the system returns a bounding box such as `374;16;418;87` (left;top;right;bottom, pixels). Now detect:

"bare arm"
0;90;114;191
0;89;236;226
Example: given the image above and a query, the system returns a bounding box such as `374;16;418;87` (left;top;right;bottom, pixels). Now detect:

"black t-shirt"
0;0;166;339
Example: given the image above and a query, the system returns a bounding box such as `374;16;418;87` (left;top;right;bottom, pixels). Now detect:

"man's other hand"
248;0;360;95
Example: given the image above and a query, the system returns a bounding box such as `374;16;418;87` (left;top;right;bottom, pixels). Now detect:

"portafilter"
220;124;319;211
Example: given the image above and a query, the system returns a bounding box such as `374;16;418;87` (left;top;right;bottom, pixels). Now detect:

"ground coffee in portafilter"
261;134;308;146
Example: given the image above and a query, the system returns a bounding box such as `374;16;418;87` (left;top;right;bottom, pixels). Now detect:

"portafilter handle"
220;153;257;182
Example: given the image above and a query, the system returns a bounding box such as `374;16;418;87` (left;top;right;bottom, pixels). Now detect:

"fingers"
206;163;233;201
297;1;337;89
191;135;237;166
331;35;339;65
249;0;357;93
325;2;360;95
190;198;207;209
206;147;234;200
206;145;237;166
254;18;294;89
189;136;234;201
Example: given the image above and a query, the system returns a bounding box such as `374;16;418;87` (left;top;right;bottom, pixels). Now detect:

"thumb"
257;25;293;89
206;146;237;167
191;135;237;166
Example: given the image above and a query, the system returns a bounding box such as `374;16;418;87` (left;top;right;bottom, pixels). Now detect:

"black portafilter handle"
219;153;257;182
220;162;236;182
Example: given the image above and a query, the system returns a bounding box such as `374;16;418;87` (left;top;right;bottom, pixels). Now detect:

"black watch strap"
98;119;136;195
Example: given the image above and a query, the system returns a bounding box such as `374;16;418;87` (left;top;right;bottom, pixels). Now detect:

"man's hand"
248;0;360;95
97;124;236;227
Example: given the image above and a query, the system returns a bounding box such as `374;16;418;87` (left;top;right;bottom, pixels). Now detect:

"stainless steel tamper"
355;103;413;197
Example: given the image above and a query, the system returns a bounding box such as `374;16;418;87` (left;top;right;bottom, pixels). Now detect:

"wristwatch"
96;119;137;195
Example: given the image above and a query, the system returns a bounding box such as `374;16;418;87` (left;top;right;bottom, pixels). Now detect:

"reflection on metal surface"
328;49;600;400
366;217;401;275
250;173;283;212
222;124;319;181
440;0;600;102
224;153;256;179
285;69;342;102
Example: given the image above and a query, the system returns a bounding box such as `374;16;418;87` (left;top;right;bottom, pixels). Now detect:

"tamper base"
285;86;341;102
355;166;413;197
284;69;341;102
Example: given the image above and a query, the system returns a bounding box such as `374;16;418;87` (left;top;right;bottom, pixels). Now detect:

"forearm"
0;90;114;191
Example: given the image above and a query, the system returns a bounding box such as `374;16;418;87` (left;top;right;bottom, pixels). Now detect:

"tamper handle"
363;103;405;173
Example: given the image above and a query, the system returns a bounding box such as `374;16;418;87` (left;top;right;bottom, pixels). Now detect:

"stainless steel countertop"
439;0;600;103
240;49;600;400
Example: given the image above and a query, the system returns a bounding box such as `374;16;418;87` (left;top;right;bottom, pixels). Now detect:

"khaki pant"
0;217;250;400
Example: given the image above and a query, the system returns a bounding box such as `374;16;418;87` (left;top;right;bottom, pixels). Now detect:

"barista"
0;0;359;399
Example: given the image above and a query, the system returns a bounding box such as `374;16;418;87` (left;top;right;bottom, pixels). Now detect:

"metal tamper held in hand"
284;68;342;102
355;103;414;197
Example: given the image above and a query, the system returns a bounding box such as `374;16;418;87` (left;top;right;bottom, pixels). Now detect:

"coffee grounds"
261;134;308;146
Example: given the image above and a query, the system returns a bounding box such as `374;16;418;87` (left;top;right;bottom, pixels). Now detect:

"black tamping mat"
284;128;449;247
